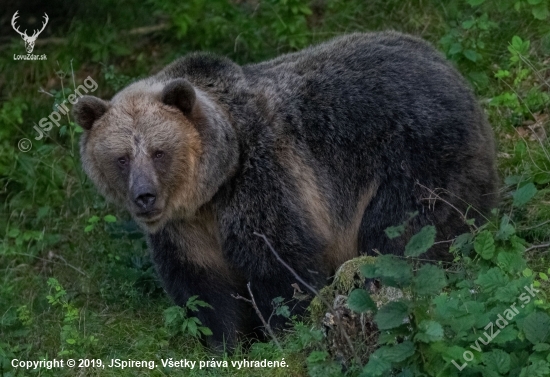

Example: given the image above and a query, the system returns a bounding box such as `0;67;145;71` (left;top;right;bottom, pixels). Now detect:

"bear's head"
74;78;238;233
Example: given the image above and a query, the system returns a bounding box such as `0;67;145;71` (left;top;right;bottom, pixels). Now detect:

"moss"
308;256;377;322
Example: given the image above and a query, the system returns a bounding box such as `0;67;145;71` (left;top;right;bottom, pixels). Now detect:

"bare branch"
525;242;550;253
232;282;282;351
253;232;359;364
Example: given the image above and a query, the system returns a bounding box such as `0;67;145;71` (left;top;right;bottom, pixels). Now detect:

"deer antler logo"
11;11;49;54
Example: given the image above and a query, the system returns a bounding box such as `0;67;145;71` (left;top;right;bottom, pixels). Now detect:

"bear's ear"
73;96;109;131
161;78;196;115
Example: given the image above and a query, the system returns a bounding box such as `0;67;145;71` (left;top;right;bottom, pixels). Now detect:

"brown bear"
74;31;497;349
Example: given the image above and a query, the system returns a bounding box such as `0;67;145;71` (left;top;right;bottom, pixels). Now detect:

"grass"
1;0;550;376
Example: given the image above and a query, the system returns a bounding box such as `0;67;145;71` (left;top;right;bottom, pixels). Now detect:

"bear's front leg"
222;220;327;332
148;230;249;351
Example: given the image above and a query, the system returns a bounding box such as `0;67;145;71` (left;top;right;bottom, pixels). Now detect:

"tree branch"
253;232;359;364
232;282;282;351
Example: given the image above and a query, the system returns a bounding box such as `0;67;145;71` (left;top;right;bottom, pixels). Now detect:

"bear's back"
238;32;497;259
240;32;491;191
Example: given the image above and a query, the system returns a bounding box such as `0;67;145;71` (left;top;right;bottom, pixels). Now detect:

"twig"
524;242;550;253
232;282;282;351
12;252;88;277
38;88;54;97
124;23;169;35
521;220;550;231
253;232;359;364
415;181;499;231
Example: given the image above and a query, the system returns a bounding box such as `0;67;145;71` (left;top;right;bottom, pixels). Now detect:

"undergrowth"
1;0;550;376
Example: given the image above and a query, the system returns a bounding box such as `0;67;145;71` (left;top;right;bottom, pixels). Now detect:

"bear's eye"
153;151;164;159
118;156;128;166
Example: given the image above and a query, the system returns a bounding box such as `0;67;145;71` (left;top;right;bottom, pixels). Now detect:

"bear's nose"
134;193;156;211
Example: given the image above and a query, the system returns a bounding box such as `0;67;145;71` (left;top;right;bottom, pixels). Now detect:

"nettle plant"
163;296;213;339
46;278;98;357
348;209;550;376
491;35;550;124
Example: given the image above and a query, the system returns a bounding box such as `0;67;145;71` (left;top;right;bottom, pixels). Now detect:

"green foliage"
163;296;213;338
347;289;377;313
272;296;292;318
348;213;550;376
404;226;436;257
414;265;447;295
1;0;550;376
474;230;496;259
46;278;98;356
361;255;412;287
84;214;118;232
374;301;410;330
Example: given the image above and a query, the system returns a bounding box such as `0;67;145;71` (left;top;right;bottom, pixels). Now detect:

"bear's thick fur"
74;32;497;348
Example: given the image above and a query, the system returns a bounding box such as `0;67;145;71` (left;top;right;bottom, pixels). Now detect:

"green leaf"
361;353;392;376
405;226;436;257
414;321;444;343
492;282;519;303
467;0;486;6
348;289;377;313
534;172;550;185
307;350;328;363
360;263;377;278
463;49;478;62
511;35;525;50
496;215;515;240
519;360;550;377
84;224;95;233
414;320;444;343
513;183;537;207
449;43;463;55
299;5;313;15
103;214;117;223
385;224;405;239
462;19;476;29
522;311;550;344
199;326;213;336
475;267;509;292
495;69;511;79
451;233;474;255
482;349;511;374
163;306;182;325
474;230;495;259
276;305;290;318
414;264;446;295
492;326;518;344
497;251;525;274
374;301;408;330
532;4;549;19
380;341;415;362
370;255;413;286
534;343;550;351
87;215;100;224
187;318;198;336
528;0;543;4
